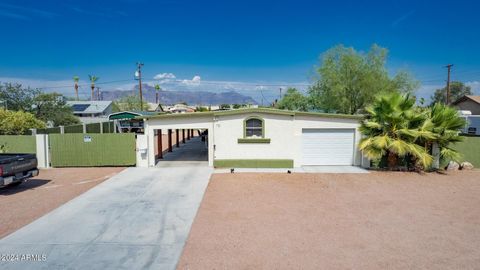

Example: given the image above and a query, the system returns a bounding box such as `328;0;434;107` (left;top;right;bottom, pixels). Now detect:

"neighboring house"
140;108;365;168
66;101;113;123
165;104;196;113
147;103;164;112
108;111;157;133
453;95;480;115
454;96;480;135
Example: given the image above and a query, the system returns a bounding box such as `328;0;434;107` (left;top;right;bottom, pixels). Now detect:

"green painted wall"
49;133;136;167
451;136;480;167
214;159;294;168
0;135;36;154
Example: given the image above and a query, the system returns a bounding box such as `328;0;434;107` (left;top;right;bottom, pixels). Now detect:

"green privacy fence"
451;136;480;168
0;135;36;154
37;121;117;134
49;133;136;167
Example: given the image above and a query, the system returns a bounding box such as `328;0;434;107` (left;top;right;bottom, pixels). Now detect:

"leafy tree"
276;88;309;111
114;95;149;111
232;104;242;109
0;109;45;135
430;81;472;105
0;82;40;111
309;44;418;114
32;93;80;126
195;106;209;112
220;104;231;110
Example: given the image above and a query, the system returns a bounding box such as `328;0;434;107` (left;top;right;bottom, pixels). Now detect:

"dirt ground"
178;170;480;270
0;167;124;239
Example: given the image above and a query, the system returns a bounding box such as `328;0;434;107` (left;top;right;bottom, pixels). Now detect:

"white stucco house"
139;108;366;168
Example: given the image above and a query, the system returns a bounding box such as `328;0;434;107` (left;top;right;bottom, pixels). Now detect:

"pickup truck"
0;154;39;188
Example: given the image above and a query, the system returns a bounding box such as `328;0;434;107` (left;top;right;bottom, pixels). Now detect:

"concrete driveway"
0;166;212;270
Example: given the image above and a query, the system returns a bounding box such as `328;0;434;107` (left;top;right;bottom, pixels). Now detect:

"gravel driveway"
0;166;212;270
179;170;480;270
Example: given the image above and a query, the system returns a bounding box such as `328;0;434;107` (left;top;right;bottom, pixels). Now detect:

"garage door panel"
302;129;354;165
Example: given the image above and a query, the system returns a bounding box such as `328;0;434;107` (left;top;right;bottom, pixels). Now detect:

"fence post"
82;123;87;134
59;126;65;134
30;129;37;136
113;120;118;133
100;122;104;134
35;134;50;168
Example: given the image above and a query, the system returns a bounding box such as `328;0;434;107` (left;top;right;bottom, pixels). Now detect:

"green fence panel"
49;133;136;167
64;124;84;133
0;135;36;153
86;123;101;133
451;136;480;168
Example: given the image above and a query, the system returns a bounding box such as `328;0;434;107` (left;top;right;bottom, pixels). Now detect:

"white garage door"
302;129;355;165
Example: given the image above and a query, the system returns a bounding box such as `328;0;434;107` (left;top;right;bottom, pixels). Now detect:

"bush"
0;109;45;135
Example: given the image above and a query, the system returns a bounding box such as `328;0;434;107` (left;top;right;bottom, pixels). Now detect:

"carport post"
191;129;194;137
176;129;180;147
187;129;191;140
182;129;186;143
157;129;163;159
168;129;173;152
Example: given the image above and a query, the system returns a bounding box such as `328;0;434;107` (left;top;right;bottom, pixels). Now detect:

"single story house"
453;95;480;115
66;101;113;123
139;108;366;168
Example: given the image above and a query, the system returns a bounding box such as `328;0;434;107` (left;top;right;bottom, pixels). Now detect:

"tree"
430;81;472;105
220;104;231;110
32;93;80;126
359;93;465;171
309;44;418;114
114;95;149;111
0;82;40;111
154;84;161;104
276;88;309;111
0;109;45;135
359;93;433;169
73;76;80;101
88;75;99;101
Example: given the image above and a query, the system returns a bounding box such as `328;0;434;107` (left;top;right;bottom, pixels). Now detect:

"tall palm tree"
359;93;434;169
154;84;161;104
88;75;99;101
73;76;80;101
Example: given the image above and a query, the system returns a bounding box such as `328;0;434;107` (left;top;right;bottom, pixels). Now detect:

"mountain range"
101;84;258;105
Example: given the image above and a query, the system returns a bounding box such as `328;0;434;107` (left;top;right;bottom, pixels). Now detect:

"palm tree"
359;93;434;169
88;75;99;101
424;103;466;163
154;84;161;104
73;76;80;101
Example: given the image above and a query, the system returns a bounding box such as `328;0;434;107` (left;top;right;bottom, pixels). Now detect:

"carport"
143;113;215;167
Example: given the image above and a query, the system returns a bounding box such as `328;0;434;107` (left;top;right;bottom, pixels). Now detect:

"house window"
245;118;264;138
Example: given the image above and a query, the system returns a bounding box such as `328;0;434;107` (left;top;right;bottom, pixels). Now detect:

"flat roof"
140;108;362;120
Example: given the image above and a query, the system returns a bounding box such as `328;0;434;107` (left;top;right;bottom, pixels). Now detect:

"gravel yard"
178;170;480;270
0;167;124;239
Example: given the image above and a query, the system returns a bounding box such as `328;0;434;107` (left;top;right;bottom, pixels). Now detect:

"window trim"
243;116;265;138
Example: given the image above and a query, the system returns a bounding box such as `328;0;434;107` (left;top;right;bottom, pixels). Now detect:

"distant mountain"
101;84;258;105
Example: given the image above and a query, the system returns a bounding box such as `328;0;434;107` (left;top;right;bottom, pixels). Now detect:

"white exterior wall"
144;116;214;167
214;113;361;167
214;113;295;161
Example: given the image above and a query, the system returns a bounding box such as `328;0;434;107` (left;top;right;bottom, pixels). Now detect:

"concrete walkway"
0;166;213;270
157;136;208;167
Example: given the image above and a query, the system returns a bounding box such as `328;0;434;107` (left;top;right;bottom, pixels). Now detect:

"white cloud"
153;72;176;84
466;81;480;94
181;75;201;86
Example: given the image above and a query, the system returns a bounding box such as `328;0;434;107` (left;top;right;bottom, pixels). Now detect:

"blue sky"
0;0;479;102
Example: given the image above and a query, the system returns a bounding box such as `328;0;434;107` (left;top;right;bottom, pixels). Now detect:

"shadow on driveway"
0;179;51;196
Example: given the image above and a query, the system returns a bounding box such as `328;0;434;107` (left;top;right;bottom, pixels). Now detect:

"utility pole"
135;62;144;110
445;64;453;104
279;87;282;100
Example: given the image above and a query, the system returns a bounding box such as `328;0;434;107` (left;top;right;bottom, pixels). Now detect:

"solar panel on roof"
71;104;90;112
